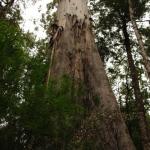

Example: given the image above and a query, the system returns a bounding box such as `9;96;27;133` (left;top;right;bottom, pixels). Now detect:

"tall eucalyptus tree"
47;0;135;149
128;0;150;79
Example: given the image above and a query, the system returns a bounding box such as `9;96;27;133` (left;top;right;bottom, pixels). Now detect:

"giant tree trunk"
48;0;135;149
121;16;150;150
128;0;150;79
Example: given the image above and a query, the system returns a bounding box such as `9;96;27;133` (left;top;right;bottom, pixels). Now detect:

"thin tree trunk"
121;16;150;150
128;0;150;79
48;0;135;149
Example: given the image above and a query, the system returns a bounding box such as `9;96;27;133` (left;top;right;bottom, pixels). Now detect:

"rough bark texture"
49;0;136;149
121;16;150;150
128;0;150;79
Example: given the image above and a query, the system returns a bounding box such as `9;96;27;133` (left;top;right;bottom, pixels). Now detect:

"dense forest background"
0;0;150;149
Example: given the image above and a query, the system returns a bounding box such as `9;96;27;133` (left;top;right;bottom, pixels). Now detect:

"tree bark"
121;15;150;150
128;0;150;79
48;0;136;149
